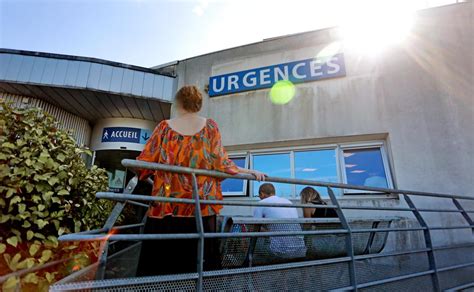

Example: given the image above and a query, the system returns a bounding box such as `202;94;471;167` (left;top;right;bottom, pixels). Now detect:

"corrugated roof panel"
29;57;47;83
4;54;23;80
40;58;58;84
131;71;145;96
120;69;134;94
0;50;174;117
97;65;113;91
163;77;174;100
142;73;155;97
0;54;12;79
52;59;68;85
152;75;164;99
87;63;102;89
17;56;35;82
109;67;124;93
64;60;80;86
76;61;90;87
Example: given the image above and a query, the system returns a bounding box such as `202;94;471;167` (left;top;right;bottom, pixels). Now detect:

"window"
252;153;292;198
222;156;248;196
294;149;339;197
340;146;392;192
241;141;393;198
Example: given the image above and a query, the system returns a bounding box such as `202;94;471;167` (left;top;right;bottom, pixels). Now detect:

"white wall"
174;3;473;247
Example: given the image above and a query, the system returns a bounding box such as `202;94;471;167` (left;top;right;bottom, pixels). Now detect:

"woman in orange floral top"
136;85;265;276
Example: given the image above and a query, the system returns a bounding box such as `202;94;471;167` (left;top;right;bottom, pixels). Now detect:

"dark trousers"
136;215;220;276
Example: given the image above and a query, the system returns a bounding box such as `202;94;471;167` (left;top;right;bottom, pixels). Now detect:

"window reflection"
294;149;339;197
253;153;292;198
343;148;388;188
222;157;246;194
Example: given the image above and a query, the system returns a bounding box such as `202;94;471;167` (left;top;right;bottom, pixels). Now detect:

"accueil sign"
208;53;346;97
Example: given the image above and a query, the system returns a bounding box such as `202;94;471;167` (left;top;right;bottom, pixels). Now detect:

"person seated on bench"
300;187;338;218
253;183;306;259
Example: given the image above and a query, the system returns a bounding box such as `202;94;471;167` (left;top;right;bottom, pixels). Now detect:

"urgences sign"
208;53;346;97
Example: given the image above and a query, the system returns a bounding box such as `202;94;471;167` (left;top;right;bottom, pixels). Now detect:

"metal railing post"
403;194;440;291
327;187;358;291
95;176;138;280
192;174;205;292
452;198;474;235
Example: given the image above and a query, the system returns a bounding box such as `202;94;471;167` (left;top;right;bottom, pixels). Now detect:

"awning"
0;49;176;122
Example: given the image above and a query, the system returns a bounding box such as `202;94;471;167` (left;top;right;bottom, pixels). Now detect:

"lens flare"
270;80;295;105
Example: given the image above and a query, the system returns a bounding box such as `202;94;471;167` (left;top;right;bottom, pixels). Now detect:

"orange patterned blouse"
136;119;238;218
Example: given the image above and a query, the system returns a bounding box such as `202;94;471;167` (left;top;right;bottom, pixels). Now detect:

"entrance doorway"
94;150;140;193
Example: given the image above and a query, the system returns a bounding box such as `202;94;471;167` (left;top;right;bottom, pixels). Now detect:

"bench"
219;217;394;268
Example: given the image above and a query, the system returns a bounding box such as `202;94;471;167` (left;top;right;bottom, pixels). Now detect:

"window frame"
232;140;394;198
338;142;394;194
222;152;249;197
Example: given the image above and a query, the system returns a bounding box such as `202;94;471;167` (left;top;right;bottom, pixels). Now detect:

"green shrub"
0;100;115;290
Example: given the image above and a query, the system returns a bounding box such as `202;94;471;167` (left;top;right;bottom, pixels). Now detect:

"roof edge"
0;48;174;77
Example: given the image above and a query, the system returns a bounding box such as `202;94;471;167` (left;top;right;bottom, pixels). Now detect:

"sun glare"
338;1;415;54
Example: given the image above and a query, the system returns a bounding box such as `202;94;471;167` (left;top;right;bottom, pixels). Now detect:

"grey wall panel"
80;90;109;119
76;61;91;87
4;55;23;81
142;73;155;97
0;54;12;79
108;94;133;118
120;69;133;94
121;96;144;119
64;61;80;86
52;59;68;85
109;67;124;93
17;56;35;82
40;59;58;84
147;100;164;121
28;57;47;83
162;78;174;100
87;63;102;89
0;92;91;147
131;71;145;96
134;98;154;121
151;75;164;99
97;65;113;91
65;89;102;120
95;92;122;117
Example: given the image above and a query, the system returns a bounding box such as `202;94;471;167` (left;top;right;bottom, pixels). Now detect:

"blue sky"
0;0;453;68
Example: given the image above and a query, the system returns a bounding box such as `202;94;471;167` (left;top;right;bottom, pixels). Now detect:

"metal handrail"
52;159;474;292
122;159;474;200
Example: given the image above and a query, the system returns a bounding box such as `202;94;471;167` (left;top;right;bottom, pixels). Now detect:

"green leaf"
22;272;39;284
7;237;18;248
0;243;6;254
29;243;40;256
0;215;10;224
58;189;69;195
27;230;34;240
40;250;52;263
57;153;66;162
9;196;21;205
36;219;48;229
25;184;34;193
34;233;45;240
2;142;15;149
17;203;26;213
6;188;16;198
48;177;59;186
2;276;19;290
22;221;31;228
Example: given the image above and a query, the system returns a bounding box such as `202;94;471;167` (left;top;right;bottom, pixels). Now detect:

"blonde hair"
300;187;325;205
